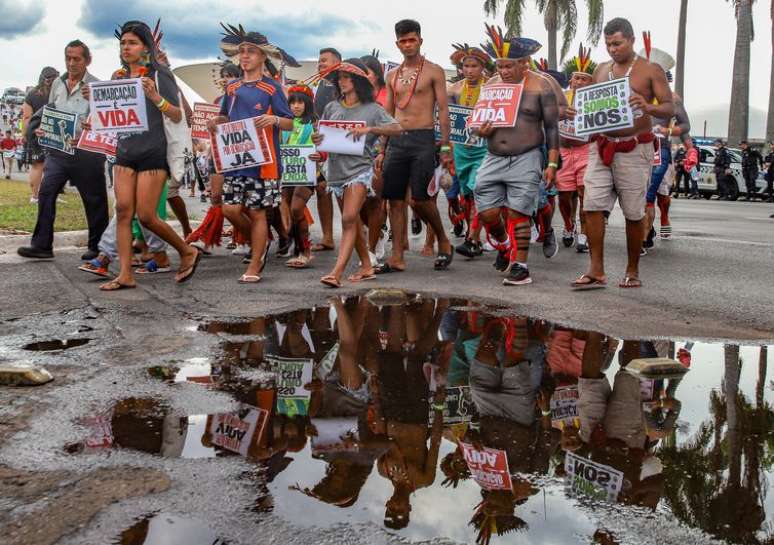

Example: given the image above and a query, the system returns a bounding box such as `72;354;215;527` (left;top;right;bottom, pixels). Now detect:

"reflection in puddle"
117;513;228;544
78;295;774;544
23;338;91;351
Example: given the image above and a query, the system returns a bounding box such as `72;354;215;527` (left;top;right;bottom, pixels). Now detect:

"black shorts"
24;140;45;164
382;129;437;201
115;146;168;174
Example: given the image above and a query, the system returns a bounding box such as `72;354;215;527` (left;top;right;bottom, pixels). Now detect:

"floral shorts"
223;176;279;210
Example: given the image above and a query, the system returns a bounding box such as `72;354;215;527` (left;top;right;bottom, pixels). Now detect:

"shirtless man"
446;44;491;258
638;44;691;249
472;30;560;286
571;18;674;290
378;19;454;273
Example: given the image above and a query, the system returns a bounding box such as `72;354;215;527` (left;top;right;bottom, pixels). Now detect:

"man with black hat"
739;140;763;201
713;138;732;200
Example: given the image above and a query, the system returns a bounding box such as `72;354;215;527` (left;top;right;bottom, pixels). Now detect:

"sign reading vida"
210;118;273;174
89;79;148;134
573;77;634;137
468;83;523;129
460;441;513;491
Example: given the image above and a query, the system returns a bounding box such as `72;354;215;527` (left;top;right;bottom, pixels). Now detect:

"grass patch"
0;179;90;232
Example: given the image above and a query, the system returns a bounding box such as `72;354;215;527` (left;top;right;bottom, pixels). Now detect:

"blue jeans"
646;144;671;204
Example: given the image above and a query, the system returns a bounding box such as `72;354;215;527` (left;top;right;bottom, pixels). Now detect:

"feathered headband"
218;23;300;68
532;58;568;88
482;24;541;60
287;84;314;99
638;31;675;80
304;61;370;87
561;44;595;78
450;43;491;66
114;19;163;51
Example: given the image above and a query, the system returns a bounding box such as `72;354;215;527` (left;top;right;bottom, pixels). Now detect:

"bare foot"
420;245;434;257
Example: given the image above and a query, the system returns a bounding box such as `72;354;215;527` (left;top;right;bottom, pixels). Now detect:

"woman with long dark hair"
99;21;200;290
23;66;58;203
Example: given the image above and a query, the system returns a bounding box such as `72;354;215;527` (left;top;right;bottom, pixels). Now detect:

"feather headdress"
637;31;675;75
482;24;541;60
114;19;163;51
218;23;299;67
304;60;370;87
450;42;491;67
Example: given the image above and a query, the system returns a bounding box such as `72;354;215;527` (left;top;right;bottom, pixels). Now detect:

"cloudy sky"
1;0;772;136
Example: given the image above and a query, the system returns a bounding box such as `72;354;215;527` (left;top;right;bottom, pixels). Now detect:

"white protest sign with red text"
460;441;513;491
468;83;523;129
209;404;268;457
191;102;221;140
210;118;273;174
89;79;148;134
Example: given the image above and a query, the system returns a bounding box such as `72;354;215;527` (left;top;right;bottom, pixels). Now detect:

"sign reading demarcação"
573;77;634;137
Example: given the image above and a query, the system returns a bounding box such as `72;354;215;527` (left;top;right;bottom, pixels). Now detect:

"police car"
696;145;767;200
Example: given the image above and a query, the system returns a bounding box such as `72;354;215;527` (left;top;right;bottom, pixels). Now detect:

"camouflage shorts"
223;176;279;210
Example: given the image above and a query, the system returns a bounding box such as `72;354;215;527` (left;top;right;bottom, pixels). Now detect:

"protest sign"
191;102;221;140
460;441;513;491
210;118;273;173
558;91;589;142
316;120;367;156
550;385;579;427
573;77;634;137
209;404;269;457
267;356;314;416
77;129;117;157
280;145;317;187
435;104;485;147
311;418;359;454
89;79;148;134
431;386;477;424
468;83;523;129
564;451;624;502
39;106;77;154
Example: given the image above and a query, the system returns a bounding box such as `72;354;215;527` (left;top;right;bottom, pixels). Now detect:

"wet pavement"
2;293;773;544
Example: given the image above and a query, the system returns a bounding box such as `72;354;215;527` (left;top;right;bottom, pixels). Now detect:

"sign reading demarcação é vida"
467;83;523;129
210;117;273;174
39;106;77;154
89;79;148;134
460;441;513;491
280;145;317;187
573;77;634;137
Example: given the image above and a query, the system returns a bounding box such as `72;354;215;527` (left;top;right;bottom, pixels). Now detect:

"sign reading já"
89;79;148;134
468;83;523;129
210;118;273;173
573;77;634;137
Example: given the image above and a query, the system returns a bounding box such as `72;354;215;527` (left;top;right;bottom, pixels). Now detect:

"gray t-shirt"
320;100;396;183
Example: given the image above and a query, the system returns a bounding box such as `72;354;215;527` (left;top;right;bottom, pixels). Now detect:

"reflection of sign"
550;385;579;426
564;451;624;502
210;118;273;173
39;106;77;154
311;418;359;454
82;410;114;448
268;356;313;416
460;441;512;491
468;84;523;129
431;386;477;424
280;145;317;187
209;404;268;457
435;105;485;147
77;129;117;157
89;79;148;133
191;102;221;140
573;77;633;137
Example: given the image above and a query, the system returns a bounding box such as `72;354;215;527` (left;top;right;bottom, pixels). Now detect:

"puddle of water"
116;513;228;544
76;295;774;545
23;338;91;351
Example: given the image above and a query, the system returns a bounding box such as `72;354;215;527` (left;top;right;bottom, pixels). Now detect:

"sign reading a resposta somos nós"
573;77;634;137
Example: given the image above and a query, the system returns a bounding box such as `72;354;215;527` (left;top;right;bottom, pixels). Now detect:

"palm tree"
766;0;774;143
483;0;605;69
727;0;756;146
675;0;689;99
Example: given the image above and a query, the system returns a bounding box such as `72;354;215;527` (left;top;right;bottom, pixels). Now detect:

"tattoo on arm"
540;81;560;152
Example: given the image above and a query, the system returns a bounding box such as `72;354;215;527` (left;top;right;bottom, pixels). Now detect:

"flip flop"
135;259;172;275
619;277;642;289
286;255;313;269
320;275;342;288
434;252;454;271
571;274;608;290
99;279;136;291
176;248;203;284
311;243;334;252
238;274;261;284
78;259;111;278
374;262;405;275
347;271;376;283
191;243;212;255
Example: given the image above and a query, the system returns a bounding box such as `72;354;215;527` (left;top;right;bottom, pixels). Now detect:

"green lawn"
0;179;91;232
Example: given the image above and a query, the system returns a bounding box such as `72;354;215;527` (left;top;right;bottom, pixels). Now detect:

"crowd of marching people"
13;15;720;290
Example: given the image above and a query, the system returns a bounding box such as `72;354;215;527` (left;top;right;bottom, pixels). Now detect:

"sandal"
619;276;642;289
320;275;342;288
79;258;111;278
311;243;334;252
434;252;454;271
571;274;607;290
374;262;405;275
286;255;313;269
347;271;376;283
176;248;203;283
99;279;136;291
238;274;261;284
135;259;172;275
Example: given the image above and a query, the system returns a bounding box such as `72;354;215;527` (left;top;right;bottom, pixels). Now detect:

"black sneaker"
17;246;54;259
276;238;292;258
561;229;575;248
453;221;465;238
455;239;481;258
543;228;558;259
80;249;99;261
493;249;511;272
643;227;656;249
503;263;532;285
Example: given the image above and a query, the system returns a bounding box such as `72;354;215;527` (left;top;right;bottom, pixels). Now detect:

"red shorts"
556;144;590;192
